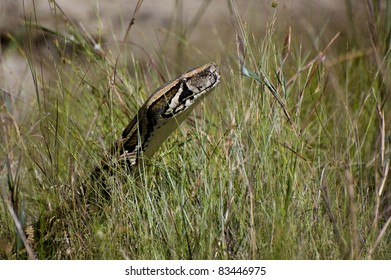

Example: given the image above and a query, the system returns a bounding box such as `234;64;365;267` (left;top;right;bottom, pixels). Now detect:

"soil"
0;0;365;117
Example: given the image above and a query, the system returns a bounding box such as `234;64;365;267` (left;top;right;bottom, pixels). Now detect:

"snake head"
161;63;220;118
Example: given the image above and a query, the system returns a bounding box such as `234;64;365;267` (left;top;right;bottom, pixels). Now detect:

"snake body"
87;62;220;199
104;62;220;171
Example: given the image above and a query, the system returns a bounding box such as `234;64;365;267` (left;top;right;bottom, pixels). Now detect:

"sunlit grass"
1;1;390;259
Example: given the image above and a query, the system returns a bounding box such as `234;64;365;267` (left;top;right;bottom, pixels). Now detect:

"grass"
1;0;390;259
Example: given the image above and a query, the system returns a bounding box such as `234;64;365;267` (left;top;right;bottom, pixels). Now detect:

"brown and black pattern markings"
113;62;219;168
96;62;220;177
31;64;220;254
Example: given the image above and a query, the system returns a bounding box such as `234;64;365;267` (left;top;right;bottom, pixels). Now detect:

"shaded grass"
1;1;390;259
